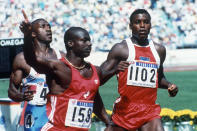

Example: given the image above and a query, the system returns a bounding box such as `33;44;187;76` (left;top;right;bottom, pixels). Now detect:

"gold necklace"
64;57;86;70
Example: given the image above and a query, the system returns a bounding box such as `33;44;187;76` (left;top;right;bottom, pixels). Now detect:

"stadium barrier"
86;49;197;69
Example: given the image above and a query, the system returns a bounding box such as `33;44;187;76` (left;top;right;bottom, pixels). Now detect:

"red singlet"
41;57;100;131
112;38;161;130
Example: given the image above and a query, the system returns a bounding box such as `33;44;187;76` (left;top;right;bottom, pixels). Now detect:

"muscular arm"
93;91;110;126
99;41;128;85
19;17;58;75
155;43;178;96
155;43;171;89
23;34;56;74
8;69;24;102
8;53;33;102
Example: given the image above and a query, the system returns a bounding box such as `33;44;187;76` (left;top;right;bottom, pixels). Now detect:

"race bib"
23;82;48;105
127;60;158;88
65;99;93;129
24;113;34;128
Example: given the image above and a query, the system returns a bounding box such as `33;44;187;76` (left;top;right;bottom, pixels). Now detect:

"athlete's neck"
131;36;149;46
39;42;51;53
65;53;86;70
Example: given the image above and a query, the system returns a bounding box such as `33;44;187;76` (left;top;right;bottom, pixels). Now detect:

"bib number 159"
72;107;92;123
65;99;93;129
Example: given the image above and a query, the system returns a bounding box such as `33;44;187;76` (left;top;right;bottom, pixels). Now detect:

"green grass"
157;71;197;111
0;78;9;98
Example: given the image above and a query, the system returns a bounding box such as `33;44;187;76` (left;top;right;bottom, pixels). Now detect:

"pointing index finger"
22;9;29;22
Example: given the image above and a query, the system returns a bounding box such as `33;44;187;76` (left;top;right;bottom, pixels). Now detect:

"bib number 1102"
127;64;157;88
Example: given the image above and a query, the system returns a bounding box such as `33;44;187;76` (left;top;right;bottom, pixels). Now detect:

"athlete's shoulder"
13;52;30;68
106;39;129;61
12;52;31;75
113;40;127;49
110;40;128;54
152;41;166;54
14;52;24;61
152;41;166;63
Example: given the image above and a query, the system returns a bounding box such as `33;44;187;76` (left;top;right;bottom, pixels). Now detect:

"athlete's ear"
67;40;73;48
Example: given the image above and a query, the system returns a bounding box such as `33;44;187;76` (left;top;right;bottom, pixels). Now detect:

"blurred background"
0;0;197;131
1;0;197;51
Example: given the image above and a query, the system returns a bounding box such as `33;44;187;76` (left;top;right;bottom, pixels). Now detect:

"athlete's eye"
134;20;141;24
144;20;150;24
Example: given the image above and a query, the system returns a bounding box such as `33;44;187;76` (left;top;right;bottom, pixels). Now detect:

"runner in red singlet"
20;10;127;131
101;9;179;131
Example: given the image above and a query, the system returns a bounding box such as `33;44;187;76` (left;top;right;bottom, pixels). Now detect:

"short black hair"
64;27;87;49
129;9;151;24
31;18;46;25
31;18;47;31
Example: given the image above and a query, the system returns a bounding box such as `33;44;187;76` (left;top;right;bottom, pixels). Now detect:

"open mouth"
139;30;146;34
139;32;147;36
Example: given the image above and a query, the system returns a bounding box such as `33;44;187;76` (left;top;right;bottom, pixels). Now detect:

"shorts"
24;104;48;131
112;102;161;130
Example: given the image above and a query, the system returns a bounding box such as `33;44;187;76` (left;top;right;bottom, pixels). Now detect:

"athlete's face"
130;13;151;41
72;30;92;58
33;20;52;44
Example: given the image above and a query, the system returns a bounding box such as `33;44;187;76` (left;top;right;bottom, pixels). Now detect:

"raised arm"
155;43;178;97
20;10;58;75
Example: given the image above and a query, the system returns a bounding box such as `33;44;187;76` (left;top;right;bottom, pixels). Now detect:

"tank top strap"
22;67;46;84
60;57;73;69
89;63;97;73
29;67;37;76
149;40;160;67
126;38;135;61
